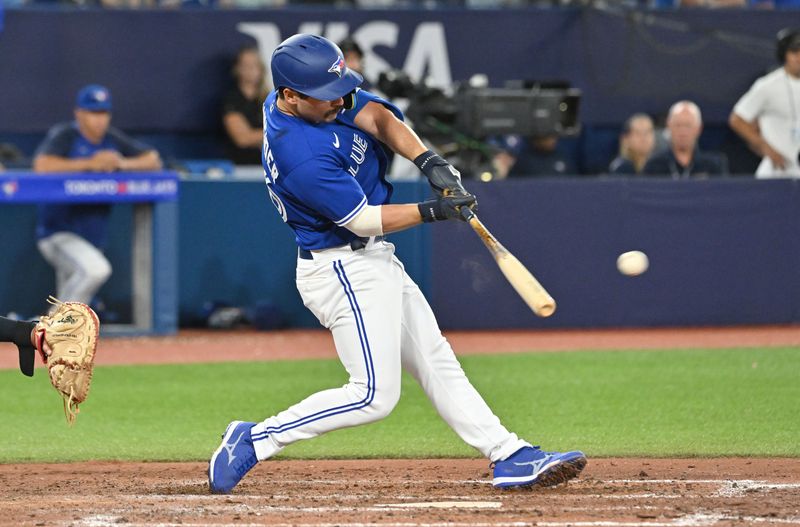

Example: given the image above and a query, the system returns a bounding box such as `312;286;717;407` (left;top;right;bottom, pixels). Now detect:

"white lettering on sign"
64;180;119;195
237;21;452;91
63;179;177;196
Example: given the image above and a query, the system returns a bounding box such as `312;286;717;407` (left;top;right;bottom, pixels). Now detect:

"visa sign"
237;21;452;90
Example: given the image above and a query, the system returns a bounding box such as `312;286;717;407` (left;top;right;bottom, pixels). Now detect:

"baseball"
617;250;649;276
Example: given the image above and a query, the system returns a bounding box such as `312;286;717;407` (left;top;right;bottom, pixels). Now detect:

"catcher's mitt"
34;296;100;425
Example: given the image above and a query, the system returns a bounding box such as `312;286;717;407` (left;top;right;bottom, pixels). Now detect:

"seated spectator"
505;134;577;177
0;142;26;170
34;84;162;307
642;100;727;178
609;113;655;175
222;45;269;166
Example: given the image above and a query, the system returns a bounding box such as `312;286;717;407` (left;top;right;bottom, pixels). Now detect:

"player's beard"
325;106;344;120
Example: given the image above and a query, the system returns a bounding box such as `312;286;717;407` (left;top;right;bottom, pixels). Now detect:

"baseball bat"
460;207;556;317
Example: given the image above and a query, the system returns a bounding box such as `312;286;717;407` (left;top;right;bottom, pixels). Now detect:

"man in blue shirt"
209;34;586;494
34;84;162;308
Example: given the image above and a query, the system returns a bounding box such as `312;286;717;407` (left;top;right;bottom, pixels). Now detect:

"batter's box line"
605;478;800;498
72;517;800;527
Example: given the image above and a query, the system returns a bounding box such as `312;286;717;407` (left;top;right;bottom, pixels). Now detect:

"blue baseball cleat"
208;421;258;494
492;446;587;489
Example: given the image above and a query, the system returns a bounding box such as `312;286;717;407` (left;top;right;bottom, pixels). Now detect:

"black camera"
376;71;581;179
377;71;581;139
456;81;581;138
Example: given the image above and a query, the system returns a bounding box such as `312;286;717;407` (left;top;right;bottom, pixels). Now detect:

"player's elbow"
344;205;384;237
33;156;56;172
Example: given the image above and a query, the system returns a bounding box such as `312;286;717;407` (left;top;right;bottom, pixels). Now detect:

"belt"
298;236;385;260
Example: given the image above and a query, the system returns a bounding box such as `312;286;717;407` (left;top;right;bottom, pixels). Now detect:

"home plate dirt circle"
1;458;799;526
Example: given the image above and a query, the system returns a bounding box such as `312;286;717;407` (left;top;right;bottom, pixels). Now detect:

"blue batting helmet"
271;34;363;101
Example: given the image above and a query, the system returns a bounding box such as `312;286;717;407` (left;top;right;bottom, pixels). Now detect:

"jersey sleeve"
284;155;368;226
733;80;767;122
337;88;404;126
106;127;156;157
34;124;76;158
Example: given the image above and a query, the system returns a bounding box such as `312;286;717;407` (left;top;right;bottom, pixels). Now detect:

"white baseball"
617;250;649;276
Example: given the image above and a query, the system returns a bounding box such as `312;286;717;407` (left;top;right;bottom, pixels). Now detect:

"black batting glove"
418;191;477;223
414;150;468;198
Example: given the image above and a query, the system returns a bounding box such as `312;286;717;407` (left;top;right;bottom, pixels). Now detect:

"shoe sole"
534;455;587;487
493;454;587;489
208;420;242;494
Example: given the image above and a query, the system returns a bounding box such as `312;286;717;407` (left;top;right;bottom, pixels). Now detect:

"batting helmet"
271;34;363;101
776;28;800;64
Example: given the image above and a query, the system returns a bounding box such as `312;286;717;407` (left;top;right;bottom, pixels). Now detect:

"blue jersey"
262;89;402;251
35;122;154;248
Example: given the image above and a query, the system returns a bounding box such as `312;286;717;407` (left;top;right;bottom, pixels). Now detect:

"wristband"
418;200;445;223
413;150;445;176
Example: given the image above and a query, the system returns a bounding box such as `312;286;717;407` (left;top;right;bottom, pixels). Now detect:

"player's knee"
364;383;401;421
86;259;112;286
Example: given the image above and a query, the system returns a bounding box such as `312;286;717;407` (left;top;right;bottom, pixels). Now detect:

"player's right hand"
89;150;123;172
441;191;477;221
764;145;787;170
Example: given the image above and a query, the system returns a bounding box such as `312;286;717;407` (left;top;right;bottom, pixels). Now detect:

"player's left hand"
414;150;468;197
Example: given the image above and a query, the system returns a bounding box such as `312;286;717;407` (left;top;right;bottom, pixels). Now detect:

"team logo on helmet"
328;57;346;78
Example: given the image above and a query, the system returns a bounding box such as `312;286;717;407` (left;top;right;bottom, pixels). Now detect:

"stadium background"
1;5;800;525
2;7;800;329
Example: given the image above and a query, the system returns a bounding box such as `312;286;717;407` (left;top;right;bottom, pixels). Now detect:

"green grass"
1;347;798;462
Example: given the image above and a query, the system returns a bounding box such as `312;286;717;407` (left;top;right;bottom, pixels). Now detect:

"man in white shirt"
730;28;800;178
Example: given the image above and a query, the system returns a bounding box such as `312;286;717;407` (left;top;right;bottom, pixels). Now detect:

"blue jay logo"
328;57;346;78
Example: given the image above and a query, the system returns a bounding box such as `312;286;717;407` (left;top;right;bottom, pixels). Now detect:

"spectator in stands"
642;100;727;178
33;84;162;307
608;113;656;175
729;28;800;178
0;142;26;170
338;37;373;91
502;133;577;177
222;45;269;166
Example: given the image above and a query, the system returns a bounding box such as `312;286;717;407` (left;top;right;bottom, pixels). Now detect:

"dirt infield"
1;458;799;526
2;327;799;526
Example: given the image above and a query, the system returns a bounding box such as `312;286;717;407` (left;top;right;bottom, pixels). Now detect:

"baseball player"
209;34;586;493
33;84;162;308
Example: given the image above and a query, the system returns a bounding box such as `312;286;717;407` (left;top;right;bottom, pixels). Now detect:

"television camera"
377;70;581;179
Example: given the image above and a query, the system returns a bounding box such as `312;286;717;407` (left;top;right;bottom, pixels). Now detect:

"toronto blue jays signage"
0;172;178;203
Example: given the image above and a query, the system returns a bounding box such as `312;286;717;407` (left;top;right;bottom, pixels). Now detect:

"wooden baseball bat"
460;207;556;317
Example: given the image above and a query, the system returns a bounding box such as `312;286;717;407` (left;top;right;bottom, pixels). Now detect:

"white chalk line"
73;517;800;527
376;501;502;509
76;523;540;527
68;477;800;527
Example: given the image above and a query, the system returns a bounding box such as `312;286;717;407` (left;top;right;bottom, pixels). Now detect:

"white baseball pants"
251;239;529;463
37;231;112;306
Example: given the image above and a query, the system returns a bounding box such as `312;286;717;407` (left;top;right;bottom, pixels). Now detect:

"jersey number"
266;183;288;223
